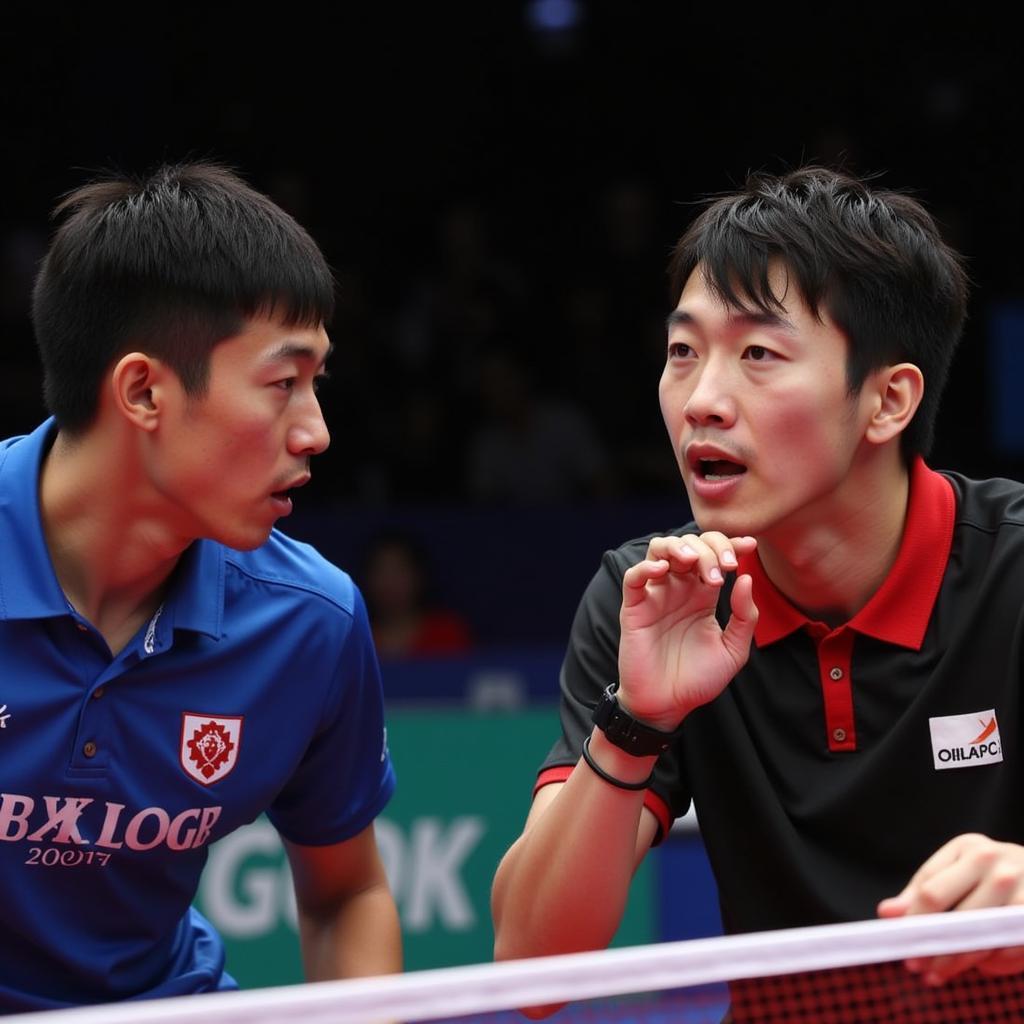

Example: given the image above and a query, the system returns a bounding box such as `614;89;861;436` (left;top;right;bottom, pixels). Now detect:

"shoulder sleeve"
267;586;395;845
536;536;693;836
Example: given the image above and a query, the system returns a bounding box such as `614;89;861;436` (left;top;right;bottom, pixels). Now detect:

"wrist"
615;692;685;734
585;729;658;786
592;684;682;754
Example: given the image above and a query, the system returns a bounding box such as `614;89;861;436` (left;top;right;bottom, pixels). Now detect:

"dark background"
2;4;1021;643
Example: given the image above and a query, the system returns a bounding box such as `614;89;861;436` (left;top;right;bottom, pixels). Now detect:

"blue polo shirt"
0;421;396;1012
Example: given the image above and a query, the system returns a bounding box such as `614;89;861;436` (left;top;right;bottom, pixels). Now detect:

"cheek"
762;388;859;464
179;414;276;485
658;375;685;433
205;397;280;450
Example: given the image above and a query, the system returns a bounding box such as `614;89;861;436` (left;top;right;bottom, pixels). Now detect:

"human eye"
273;378;297;391
742;344;777;362
667;341;695;361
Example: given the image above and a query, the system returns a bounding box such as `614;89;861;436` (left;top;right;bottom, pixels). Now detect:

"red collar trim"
740;457;955;651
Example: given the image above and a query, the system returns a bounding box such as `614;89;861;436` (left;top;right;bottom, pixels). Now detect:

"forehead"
674;263;838;338
212;314;332;367
678;260;798;311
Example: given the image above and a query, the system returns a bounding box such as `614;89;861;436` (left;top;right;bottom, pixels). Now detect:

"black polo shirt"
537;459;1024;934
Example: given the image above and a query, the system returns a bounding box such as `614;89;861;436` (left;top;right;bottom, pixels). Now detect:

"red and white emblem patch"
180;713;243;785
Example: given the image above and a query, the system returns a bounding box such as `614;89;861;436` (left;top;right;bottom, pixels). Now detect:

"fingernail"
709;567;723;583
721;551;737;567
680;545;696;557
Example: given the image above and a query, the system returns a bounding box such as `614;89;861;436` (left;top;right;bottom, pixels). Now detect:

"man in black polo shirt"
491;167;1024;992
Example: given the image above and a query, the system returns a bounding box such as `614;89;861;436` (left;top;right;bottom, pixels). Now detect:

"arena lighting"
525;0;582;34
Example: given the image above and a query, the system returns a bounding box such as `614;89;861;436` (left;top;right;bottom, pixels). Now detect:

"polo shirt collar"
739;456;955;652
0;420;70;619
168;538;225;639
0;418;224;639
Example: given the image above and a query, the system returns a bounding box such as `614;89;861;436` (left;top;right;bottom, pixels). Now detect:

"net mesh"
14;906;1024;1024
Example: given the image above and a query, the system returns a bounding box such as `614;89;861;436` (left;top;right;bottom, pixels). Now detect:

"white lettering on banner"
376;816;486;932
406;817;485;930
200;816;487;939
201;819;296;937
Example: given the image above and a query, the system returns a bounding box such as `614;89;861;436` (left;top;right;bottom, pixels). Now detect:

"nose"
682;361;737;429
289;394;331;457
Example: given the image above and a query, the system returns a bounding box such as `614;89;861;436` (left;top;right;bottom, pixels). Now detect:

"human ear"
109;353;165;431
864;363;925;446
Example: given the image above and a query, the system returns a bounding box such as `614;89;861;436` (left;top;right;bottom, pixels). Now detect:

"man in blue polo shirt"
492;167;1024;1002
0;163;399;1012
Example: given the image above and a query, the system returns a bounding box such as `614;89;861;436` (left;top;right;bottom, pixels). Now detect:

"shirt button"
832;728;847;743
92;687;105;700
83;741;97;758
829;667;843;681
77;623;88;632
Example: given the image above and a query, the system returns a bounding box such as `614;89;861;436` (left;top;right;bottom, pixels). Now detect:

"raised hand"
618;532;758;732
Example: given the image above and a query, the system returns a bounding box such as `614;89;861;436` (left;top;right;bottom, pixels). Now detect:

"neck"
756;449;912;627
39;427;189;642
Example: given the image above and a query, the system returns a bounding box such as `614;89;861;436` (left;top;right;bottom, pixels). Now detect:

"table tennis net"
13;906;1024;1024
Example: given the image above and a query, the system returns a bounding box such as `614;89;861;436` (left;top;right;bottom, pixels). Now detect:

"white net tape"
16;906;1024;1024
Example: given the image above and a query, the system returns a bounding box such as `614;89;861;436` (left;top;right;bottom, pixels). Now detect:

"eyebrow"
263;341;335;367
665;309;798;333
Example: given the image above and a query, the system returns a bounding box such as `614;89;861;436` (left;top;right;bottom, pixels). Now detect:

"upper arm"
283;822;390;915
268;590;395;847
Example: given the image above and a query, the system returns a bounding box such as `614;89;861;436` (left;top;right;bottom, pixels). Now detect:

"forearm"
492;729;658;963
297;880;402;980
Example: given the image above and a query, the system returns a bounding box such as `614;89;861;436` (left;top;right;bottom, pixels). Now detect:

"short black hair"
668;167;969;459
32;161;335;434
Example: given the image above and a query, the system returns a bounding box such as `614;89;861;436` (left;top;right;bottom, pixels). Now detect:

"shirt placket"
807;624;857;752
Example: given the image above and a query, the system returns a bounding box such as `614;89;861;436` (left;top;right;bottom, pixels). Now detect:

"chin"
694;510;768;540
206;522;275;552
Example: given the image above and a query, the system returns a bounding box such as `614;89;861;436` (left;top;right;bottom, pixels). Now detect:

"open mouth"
271;474;311;503
697;458;747;481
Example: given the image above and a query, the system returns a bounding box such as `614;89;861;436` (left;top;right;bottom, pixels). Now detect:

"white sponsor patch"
929;709;1002;771
181;713;243;785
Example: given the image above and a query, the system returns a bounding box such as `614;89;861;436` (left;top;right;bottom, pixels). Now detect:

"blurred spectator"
467;348;614;503
361;531;473;658
0;226;49;438
394;199;529;387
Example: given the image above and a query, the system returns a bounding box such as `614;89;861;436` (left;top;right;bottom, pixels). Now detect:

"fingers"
881;834;1009;917
644;532;755;585
623;532;756;611
878;834;1024;985
621;558;671;608
905;942;1024;987
905;846;1023;983
721;573;758;662
976;945;1024;976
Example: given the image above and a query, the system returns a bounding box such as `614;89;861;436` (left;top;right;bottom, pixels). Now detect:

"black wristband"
580;735;654;791
591;684;680;757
